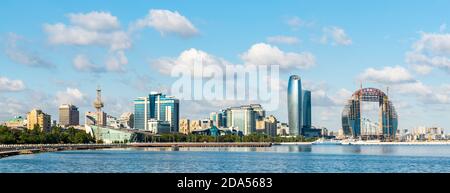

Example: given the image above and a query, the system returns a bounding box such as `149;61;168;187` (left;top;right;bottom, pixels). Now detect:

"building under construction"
341;87;398;141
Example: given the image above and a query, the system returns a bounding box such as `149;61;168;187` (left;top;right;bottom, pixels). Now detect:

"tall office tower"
228;105;257;135
59;104;79;127
210;112;223;127
302;90;312;129
288;75;302;136
134;92;179;132
27;109;51;131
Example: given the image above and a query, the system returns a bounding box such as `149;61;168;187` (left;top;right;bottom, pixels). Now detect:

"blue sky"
1;0;450;132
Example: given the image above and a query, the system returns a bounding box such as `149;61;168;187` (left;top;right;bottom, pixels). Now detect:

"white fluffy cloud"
153;43;316;78
266;35;299;45
357;65;450;105
358;66;415;84
44;11;130;73
44;23;131;51
152;48;231;76
406;32;450;74
5;33;54;68
303;81;352;106
55;87;88;106
0;76;26;92
133;9;199;38
241;43;316;70
67;11;120;31
321;26;352;46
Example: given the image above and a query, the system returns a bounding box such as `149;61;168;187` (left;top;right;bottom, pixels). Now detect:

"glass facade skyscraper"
302;90;312;129
225;105;261;135
288;75;302;136
134;92;179;132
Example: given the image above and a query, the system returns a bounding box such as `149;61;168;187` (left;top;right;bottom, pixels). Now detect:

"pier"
0;142;272;158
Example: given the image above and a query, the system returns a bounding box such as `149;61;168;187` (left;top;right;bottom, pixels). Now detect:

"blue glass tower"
134;92;179;132
288;75;302;136
302;90;312;129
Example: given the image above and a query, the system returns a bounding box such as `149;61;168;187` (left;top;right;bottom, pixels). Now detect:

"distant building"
226;105;260;135
27;109;51;131
179;119;191;134
85;111;107;126
200;119;213;129
106;115;120;128
277;123;289;136
191;125;243;137
210;112;224;127
303;128;321;138
4;116;27;129
134;92;179;132
264;115;278;137
58;104;79;127
119;112;134;129
147;119;171;134
190;119;202;131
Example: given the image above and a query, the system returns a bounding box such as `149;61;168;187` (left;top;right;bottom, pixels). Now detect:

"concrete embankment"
0;144;125;159
273;142;313;145
343;141;450;145
0;142;272;159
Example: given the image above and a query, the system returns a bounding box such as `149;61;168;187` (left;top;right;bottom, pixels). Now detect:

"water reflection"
100;145;449;157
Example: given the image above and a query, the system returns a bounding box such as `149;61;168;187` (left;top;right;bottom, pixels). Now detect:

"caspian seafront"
1;144;449;173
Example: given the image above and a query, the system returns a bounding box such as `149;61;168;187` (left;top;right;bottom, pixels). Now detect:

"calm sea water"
1;145;450;173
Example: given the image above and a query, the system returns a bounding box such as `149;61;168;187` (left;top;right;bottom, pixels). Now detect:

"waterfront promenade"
0;142;272;158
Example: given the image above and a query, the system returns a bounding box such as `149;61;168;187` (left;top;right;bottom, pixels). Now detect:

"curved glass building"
288;75;302;136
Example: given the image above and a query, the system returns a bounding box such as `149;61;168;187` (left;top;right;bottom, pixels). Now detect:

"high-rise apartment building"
58;104;79;127
27;109;51;131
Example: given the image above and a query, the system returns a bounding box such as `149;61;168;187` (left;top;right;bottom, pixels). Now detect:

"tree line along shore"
0;125;317;144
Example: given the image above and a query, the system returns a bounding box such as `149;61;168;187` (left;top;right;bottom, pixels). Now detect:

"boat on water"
341;139;381;145
312;138;342;145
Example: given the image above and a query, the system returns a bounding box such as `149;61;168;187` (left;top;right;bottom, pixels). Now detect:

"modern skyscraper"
27;109;51;131
288;75;302;136
134;92;179;132
228;105;258;135
302;90;312;129
58;104;79;127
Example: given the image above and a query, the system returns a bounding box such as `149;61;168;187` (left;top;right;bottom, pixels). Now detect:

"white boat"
346;139;381;145
312;138;342;145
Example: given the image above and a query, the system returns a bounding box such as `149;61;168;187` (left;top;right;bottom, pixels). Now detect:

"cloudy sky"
1;0;450;132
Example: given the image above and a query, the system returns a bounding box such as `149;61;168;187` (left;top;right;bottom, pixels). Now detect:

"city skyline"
1;0;450;132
